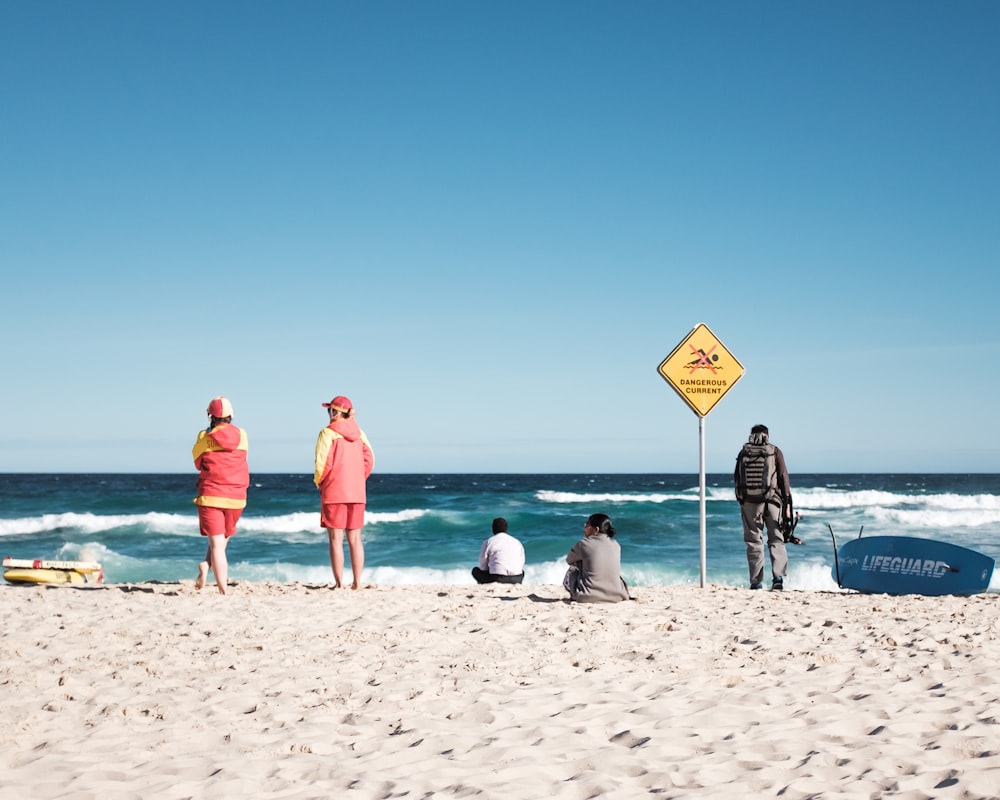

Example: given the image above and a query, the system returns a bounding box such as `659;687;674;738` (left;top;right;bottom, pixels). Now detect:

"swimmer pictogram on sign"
657;323;745;417
686;345;719;374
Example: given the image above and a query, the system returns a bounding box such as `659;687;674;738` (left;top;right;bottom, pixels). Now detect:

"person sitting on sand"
192;396;249;595
472;517;525;584
563;513;630;603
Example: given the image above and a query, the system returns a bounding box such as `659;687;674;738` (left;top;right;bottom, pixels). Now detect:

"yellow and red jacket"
192;423;249;509
314;418;374;504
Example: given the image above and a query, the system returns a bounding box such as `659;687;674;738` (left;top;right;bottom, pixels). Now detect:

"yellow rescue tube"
2;557;104;585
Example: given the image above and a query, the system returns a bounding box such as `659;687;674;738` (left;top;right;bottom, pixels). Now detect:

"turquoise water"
1;473;998;591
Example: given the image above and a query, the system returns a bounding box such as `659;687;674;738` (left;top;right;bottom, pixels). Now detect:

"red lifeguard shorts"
321;502;365;529
198;506;243;538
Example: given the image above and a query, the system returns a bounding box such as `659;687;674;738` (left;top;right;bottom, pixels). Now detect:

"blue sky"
2;1;997;474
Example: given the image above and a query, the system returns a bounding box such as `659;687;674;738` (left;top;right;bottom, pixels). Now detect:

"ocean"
1;473;998;592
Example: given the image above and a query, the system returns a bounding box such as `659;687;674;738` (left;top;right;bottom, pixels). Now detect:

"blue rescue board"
834;535;994;596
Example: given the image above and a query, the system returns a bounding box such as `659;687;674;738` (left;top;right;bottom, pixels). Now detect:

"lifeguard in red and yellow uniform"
192;396;249;595
314;395;374;589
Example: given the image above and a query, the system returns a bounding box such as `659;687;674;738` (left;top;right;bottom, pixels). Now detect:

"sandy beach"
1;582;999;799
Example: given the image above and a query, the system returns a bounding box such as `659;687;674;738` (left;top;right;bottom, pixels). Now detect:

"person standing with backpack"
734;424;793;590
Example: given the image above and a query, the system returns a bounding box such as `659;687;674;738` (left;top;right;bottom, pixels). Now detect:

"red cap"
207;396;233;418
322;395;353;413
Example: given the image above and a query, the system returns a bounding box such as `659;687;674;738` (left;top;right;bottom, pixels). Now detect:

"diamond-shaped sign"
657;323;745;417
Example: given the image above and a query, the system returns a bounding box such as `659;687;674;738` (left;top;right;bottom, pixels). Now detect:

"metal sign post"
657;323;744;587
699;415;707;586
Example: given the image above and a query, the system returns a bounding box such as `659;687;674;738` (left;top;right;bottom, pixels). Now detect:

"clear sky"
2;1;997;475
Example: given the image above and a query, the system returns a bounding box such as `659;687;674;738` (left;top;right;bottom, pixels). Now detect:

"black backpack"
737;442;776;503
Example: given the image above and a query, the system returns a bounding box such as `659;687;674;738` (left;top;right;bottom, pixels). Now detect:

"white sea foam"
236;512;318;534
535;486;1000;527
530;559;576;586
537;490;695;504
0;508;432;538
793;487;1000;511
0;512;196;537
232;562;479;585
49;541;170;583
55;541;119;564
366;565;477;585
870;506;1000;529
367;509;430;525
790;559;845;592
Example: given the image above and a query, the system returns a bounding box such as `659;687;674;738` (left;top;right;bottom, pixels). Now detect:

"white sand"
2;582;999;799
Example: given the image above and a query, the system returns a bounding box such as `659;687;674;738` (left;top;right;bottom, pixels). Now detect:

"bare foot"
195;561;209;590
350;582;360;590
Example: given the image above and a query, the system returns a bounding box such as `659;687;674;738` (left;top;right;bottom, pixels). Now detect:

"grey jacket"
566;533;629;603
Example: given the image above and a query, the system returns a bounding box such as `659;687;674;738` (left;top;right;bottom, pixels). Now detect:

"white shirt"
478;532;525;576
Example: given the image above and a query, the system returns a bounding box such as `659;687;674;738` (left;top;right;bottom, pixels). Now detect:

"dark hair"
750;424;769;435
492;517;508;534
586;513;616;538
210;416;232;426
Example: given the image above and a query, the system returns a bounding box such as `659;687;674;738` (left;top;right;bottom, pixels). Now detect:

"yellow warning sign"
657;323;745;417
